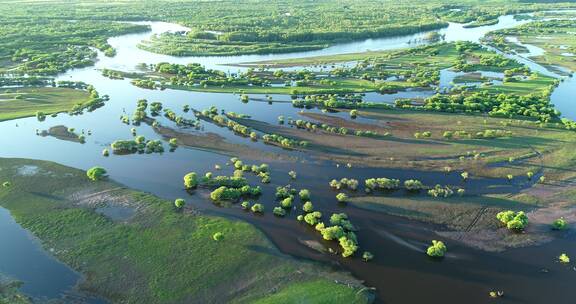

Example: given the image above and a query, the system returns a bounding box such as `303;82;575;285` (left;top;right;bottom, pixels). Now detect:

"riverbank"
0;158;372;304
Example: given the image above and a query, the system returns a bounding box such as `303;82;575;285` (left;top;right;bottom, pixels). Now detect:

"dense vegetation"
0;20;148;75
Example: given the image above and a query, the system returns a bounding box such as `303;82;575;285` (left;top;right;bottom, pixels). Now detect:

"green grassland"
0;158;372;304
486;19;576;74
0;87;91;121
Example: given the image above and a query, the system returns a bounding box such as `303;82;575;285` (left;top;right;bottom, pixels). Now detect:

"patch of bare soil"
439;202;576;252
40;125;81;143
153;124;295;162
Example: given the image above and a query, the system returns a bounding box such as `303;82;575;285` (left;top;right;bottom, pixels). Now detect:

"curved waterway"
1;11;576;304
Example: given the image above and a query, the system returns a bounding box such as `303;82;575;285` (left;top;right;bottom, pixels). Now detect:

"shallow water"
2;10;576;303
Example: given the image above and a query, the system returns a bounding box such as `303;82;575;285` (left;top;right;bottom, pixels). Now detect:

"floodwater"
1;10;576;304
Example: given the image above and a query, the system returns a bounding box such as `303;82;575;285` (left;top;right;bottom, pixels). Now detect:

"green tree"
86;166;107;181
184;172;198;189
212;232;224;241
251;203;264;213
174;198;185;209
336;192;348;202
426;240;447;257
552;218;568;230
299;189;311;201
303;201;314;213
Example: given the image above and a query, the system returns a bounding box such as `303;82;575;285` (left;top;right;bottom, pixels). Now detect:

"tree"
404;179;424;191
321;226;345;240
339;236;358;257
212;232;224;241
241;201;251;210
174;198;185;209
280;196;293;208
299;189;311;201
362;251;374;262
303;201;314;213
2;181;11;188
551;218;568;230
350;109;358;119
273;206;286;217
86;166;107;181
496;210;528;231
426;240;447;257
251;203;264;213
304;211;322;226
102;148;109;157
559;253;570;263
184;172;198;189
169;138;178;148
336;192;348;203
288;170;297;179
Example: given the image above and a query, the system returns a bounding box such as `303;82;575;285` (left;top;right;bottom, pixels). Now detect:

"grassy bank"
0;158;371;304
0;87;91;122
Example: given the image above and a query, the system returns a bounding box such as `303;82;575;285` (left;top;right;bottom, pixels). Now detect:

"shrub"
303;201;314;213
336;192;348;202
339;236;358;257
273;207;286;217
299;189;311;201
212;232;224;241
174;198;185;209
350;109;358;118
280;196;293;208
241;201;251;210
365;178;400;191
2;181;11;188
304;211;322;226
320;226;345;240
102;148;109;157
496;210;528;231
251;203;264;213
362;251;374;262
330;213;355;231
184;172;198;189
426;240;447;257
559;253;570;263
552;218;568;230
288;170;297;179
404;179;425;191
86;167;107;181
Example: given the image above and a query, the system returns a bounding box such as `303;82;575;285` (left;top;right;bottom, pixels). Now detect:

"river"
1;11;575;304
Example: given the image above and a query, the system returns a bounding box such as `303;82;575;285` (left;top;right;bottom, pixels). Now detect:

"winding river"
1;11;576;304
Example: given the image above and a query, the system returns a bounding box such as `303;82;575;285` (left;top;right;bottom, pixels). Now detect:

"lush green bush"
496;210;528;231
251;203;264;213
212;232;224;241
174;198;185;209
552;218;568;230
426;240;447;257
184;172;198;189
273;206;286;217
303;201;314;213
336;192;348;203
86;166;107;181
